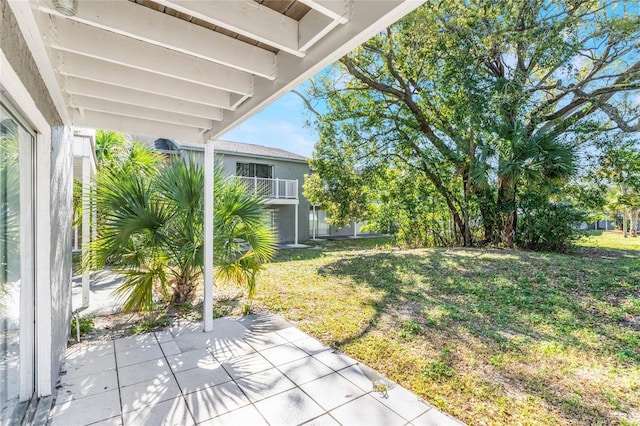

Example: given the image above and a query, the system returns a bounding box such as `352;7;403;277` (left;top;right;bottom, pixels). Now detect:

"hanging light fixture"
52;0;77;16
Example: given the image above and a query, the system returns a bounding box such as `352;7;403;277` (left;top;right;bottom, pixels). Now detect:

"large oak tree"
304;0;640;247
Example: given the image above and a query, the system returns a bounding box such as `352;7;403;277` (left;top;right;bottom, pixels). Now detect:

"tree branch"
340;54;462;165
291;89;322;118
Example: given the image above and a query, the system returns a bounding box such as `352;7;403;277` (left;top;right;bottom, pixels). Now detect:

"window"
0;101;35;422
236;162;273;179
310;208;329;236
267;209;278;239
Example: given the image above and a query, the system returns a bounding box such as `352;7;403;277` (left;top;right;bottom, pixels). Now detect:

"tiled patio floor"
50;314;464;426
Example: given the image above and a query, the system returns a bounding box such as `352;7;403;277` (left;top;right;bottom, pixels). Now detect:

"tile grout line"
111;339;125;426
60;321;444;426
323;364;418;423
164;326;402;425
275;333;406;426
329;363;434;423
216;323;272;425
204;324;330;425
266;331;345;426
156;331;198;425
331;366;415;422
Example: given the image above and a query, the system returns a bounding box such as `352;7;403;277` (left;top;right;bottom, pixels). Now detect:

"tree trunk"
632;208;639;237
623;207;629;237
461;129;474;247
173;280;195;304
420;164;469;246
497;174;518;248
474;189;500;244
462;171;472;247
501;210;517;247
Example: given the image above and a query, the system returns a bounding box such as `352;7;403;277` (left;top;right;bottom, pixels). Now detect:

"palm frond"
91;152;276;311
112;266;166;313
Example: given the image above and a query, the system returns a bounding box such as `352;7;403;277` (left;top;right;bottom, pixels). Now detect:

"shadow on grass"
270;236;395;264
575;245;640;261
317;247;640;423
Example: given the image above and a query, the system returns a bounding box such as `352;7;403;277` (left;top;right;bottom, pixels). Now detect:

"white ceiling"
10;0;425;143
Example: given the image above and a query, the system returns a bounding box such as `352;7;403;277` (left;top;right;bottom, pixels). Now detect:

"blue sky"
221;91;319;158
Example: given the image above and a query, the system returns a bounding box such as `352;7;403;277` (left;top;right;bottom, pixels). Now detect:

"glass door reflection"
0;103;34;422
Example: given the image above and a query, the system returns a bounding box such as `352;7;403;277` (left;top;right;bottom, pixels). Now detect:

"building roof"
181;140;308;163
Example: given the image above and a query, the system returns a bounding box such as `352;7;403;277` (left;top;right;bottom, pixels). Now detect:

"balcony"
238;176;298;203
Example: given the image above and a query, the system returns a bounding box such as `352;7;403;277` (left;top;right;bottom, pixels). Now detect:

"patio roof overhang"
10;0;425;143
9;0;426;334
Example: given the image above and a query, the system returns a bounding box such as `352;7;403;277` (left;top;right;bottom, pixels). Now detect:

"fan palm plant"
495;121;577;247
94;130;127;166
91;155;275;313
213;167;276;312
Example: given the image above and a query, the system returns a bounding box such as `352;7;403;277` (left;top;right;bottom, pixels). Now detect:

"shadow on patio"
50;314;463;425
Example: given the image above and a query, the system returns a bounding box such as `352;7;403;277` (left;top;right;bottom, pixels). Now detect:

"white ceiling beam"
58;53;232;110
231;94;252;111
153;0;304;57
210;0;426;139
68;94;218;128
297;0;351;24
72;110;206;142
64;78;224;120
7;0;70;124
39;0;277;80
45;16;254;95
299;10;341;52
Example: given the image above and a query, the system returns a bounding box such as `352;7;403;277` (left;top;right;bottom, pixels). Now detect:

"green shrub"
70;316;94;335
516;193;586;253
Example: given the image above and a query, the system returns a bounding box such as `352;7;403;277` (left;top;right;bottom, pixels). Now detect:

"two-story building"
155;138;381;244
157;139;311;245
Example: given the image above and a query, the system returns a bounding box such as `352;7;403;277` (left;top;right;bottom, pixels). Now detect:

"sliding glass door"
0;101;35;422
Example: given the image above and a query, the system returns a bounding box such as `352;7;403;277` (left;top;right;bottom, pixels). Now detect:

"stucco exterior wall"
218;153;310;243
184;149;311;243
48;126;73;389
0;0;61;126
2;0;72;395
326;221;367;237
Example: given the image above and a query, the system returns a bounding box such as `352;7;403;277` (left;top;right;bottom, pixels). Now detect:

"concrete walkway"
50;314;464;426
71;269;126;316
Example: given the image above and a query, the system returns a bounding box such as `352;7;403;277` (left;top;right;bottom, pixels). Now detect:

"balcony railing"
237;176;298;200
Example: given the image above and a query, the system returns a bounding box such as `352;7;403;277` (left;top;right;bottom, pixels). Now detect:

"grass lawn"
217;232;640;425
578;230;640;252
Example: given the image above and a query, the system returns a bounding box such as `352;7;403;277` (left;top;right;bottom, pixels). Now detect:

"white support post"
353;219;357;238
253;175;257;195
295;203;299;245
73;220;79;251
91;179;97;270
312;205;316;240
275;178;279;199
81;156;90;308
203;140;215;332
